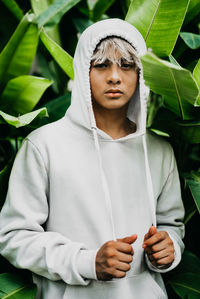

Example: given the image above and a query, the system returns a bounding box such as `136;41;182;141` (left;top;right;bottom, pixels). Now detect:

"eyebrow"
91;57;136;65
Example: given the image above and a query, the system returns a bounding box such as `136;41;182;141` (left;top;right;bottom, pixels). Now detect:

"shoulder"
25;117;68;147
145;130;175;172
146;130;173;155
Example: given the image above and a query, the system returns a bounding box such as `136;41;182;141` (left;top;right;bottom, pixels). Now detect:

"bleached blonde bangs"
91;37;140;70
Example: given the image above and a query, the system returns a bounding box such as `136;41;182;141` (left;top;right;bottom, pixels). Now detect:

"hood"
66;18;150;139
65;19;156;238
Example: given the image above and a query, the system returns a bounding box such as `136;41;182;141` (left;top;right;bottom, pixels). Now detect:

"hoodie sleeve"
145;147;185;273
0;139;97;284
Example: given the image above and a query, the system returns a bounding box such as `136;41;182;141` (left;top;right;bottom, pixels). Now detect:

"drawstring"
92;127;117;241
88;103;156;238
142;135;157;227
91;127;156;241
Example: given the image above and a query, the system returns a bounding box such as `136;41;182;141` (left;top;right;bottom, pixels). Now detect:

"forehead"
91;37;139;65
98;49;126;61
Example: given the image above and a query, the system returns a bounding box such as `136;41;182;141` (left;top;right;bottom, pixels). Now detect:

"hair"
91;36;140;71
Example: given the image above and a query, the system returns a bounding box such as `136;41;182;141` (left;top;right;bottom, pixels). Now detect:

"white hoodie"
0;19;184;299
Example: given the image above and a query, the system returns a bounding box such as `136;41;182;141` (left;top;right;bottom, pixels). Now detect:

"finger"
144;239;169;255
151;248;174;261
151;239;172;253
156;255;174;265
112;269;127;279
118;234;137;244
115;242;134;255
143;231;166;247
118;252;134;263
116;261;131;272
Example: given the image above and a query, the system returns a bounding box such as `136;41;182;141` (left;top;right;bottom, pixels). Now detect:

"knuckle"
157;232;163;239
152;252;159;260
106;241;113;248
152;245;157;252
107;259;115;267
106;247;115;257
165;231;169;237
125;244;132;253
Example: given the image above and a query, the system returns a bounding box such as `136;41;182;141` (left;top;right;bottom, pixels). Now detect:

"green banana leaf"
0;108;48;128
0;273;36;299
0;0;23;20
87;0;97;10
184;206;196;224
31;0;54;15
40;28;74;80
169;55;181;67
187;170;200;213
72;17;93;33
169;272;200;299
184;0;200;26
40;93;71;125
90;0;115;22
36;0;81;28
0;75;52;115
0;13;39;93
37;53;59;94
31;0;61;44
180;32;200;49
176;120;200;144
125;0;190;57
152;108;200;144
169;251;200;298
171;250;200;276
141;52;199;120
193;59;200;104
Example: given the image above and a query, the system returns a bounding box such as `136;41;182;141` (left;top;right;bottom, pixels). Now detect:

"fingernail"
142;243;146;248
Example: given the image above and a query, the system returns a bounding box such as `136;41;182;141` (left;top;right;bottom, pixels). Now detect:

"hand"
96;234;137;281
143;226;174;268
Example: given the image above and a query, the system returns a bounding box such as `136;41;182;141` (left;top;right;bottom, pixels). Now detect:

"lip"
105;89;123;98
105;89;123;94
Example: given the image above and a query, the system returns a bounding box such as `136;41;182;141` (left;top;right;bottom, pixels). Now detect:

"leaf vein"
145;0;161;41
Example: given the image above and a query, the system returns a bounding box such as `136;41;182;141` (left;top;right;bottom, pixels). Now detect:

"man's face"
90;50;138;113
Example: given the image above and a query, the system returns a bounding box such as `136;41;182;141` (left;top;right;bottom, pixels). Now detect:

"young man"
0;19;184;299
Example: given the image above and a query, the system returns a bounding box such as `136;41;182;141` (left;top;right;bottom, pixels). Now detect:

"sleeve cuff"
145;233;182;273
77;249;98;280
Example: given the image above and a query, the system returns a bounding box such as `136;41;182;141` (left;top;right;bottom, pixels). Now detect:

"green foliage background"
0;0;199;298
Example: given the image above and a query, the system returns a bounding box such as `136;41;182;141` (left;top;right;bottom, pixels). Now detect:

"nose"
107;64;121;84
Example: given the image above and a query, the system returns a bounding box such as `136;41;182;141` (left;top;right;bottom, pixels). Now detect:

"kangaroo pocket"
64;271;167;299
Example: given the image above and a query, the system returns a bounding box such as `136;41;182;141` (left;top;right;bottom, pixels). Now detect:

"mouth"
105;89;123;98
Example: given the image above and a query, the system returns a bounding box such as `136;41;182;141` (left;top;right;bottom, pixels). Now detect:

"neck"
92;102;136;139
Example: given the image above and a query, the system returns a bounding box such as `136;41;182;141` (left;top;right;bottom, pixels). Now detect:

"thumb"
148;226;157;238
143;226;157;248
118;234;137;244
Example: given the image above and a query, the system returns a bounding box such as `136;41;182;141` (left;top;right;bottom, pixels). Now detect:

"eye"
93;63;109;69
121;63;134;70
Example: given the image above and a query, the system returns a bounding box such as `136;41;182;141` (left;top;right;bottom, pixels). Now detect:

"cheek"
90;72;100;93
127;76;138;95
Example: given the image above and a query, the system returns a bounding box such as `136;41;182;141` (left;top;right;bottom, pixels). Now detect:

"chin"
104;103;128;110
